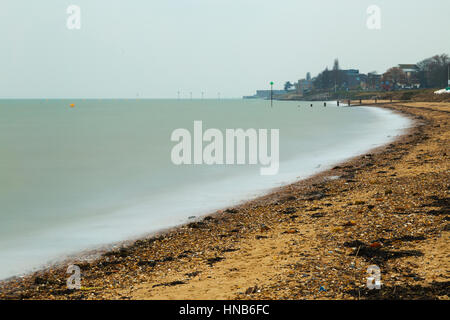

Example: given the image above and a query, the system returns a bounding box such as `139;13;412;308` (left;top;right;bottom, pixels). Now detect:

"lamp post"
270;81;274;107
447;65;450;89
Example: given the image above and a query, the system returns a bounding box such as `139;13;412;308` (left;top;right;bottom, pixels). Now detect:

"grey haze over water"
1;0;449;99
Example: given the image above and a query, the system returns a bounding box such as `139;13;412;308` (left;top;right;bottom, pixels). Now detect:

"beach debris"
206;257;225;266
245;285;260;294
370;242;383;248
434;88;450;94
305;191;326;201
178;250;194;258
221;247;239;253
160;256;175;262
80;286;103;291
185;271;201;278
311;212;325;218
137;260;158;267
33;276;55;285
319;286;327;292
187;221;207;229
343;220;357;227
343;240;365;248
281;195;297;202
225;208;239;214
281;207;297;215
283;229;298;234
152;280;186;288
345;240;423;263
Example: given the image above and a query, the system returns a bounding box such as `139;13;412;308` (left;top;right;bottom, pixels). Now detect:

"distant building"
398;64;419;76
243;90;288;99
398;64;421;89
297;79;313;95
344;69;360;75
255;90;288;98
297;73;313;95
367;72;382;90
342;69;368;90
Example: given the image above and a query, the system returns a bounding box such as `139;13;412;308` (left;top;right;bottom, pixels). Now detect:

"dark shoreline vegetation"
0;101;448;300
278;88;450;103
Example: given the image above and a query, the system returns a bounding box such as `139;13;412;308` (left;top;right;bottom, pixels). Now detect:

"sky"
1;0;449;99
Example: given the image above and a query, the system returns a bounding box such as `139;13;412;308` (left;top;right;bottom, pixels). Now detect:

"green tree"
284;81;293;91
417;54;449;88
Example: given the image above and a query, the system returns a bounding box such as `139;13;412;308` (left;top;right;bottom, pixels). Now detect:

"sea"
0;99;411;280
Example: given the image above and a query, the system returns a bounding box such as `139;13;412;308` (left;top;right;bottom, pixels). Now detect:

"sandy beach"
0;101;448;300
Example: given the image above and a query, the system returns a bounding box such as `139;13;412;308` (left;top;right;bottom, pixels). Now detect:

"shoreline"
0;102;448;300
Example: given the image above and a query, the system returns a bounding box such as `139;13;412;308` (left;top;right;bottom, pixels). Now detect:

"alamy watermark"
170;121;280;175
65;5;380;32
66;5;81;30
366;265;382;290
66;264;81;289
366;5;381;30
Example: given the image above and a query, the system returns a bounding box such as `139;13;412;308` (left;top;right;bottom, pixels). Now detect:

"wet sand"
0;102;449;300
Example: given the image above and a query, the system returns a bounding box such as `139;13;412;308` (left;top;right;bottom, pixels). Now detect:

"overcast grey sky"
1;0;449;98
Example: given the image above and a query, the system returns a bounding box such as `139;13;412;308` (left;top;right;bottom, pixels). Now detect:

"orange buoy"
70;103;75;108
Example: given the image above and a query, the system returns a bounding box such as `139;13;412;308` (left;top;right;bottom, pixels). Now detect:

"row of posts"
335;97;393;107
306;97;390;107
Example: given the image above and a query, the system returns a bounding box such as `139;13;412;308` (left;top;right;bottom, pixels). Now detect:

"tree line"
287;54;449;92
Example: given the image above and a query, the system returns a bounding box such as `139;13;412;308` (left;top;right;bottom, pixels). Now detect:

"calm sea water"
0;99;411;279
